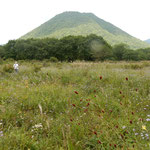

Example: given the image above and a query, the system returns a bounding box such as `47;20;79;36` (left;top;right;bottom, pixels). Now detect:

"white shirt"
13;63;19;70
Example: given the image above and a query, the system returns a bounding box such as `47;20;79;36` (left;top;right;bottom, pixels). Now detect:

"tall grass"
0;61;149;149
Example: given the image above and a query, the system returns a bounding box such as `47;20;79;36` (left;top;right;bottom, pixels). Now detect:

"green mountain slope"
20;11;150;49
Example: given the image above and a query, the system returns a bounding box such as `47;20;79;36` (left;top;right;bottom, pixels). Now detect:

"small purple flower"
0;131;3;137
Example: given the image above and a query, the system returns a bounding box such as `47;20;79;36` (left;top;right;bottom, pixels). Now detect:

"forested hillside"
20;11;150;49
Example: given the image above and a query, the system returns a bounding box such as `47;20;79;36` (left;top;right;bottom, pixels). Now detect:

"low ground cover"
0;61;149;149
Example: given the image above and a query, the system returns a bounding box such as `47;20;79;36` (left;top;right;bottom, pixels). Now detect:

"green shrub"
5;58;14;62
130;64;143;69
49;57;58;63
142;62;150;67
43;62;50;67
0;69;4;75
43;59;50;62
18;60;25;65
33;64;42;72
124;64;143;69
3;64;14;73
0;58;3;65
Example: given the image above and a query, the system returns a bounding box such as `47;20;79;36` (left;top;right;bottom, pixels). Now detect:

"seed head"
100;76;102;80
97;140;101;144
72;104;76;107
74;91;78;94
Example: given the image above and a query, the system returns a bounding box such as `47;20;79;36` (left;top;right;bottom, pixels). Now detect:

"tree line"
0;34;150;61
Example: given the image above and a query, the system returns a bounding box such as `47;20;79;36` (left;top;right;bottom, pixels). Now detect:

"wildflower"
130;120;132;124
145;133;149;139
80;99;82;101
34;123;43;128
136;88;138;91
142;125;147;130
115;125;119;128
97;140;101;144
93;131;97;135
114;144;117;148
122;126;126;129
141;133;144;136
86;99;90;101
84;109;88;112
120;91;122;94
139;118;143;121
123;130;129;135
70;119;73;122
109;144;112;146
72;104;76;107
120;134;124;139
100;76;102;80
74;91;78;94
86;103;90;106
101;110;105;113
132;112;134;115
0;131;3;137
125;77;128;81
94;90;96;92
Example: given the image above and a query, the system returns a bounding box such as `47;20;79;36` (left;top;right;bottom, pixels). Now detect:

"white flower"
34;123;43;128
122;126;126;129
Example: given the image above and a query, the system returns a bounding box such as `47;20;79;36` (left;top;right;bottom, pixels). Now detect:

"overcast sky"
0;0;150;45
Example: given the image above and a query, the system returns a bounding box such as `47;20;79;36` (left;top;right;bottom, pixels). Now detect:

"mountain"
20;11;150;49
145;39;150;44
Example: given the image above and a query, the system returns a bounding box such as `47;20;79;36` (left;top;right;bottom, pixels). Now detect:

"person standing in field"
13;61;19;73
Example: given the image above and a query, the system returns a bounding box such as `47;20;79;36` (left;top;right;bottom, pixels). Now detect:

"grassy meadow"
0;60;150;150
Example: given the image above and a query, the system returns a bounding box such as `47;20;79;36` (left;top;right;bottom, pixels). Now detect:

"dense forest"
0;34;150;61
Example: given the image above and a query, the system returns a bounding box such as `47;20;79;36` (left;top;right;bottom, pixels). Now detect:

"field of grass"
0;60;150;150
